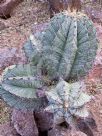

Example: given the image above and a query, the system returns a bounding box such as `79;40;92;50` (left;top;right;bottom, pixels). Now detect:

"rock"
0;47;26;74
0;122;19;136
95;24;102;42
0;0;23;19
77;117;97;136
48;127;87;136
48;126;69;136
34;111;53;131
0;21;6;30
95;49;102;66
12;109;38;136
70;130;87;136
84;6;102;24
48;128;62;136
34;0;48;2
32;22;49;34
87;48;102;82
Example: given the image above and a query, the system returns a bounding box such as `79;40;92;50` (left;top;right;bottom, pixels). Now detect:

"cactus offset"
45;80;91;125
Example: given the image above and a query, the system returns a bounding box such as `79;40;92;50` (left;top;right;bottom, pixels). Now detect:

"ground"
0;0;102;135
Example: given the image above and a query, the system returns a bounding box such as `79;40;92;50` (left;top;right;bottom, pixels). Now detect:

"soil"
0;0;102;136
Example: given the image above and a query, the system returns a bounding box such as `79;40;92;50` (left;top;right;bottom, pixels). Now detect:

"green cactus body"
45;80;91;125
0;64;48;110
1;64;45;98
24;12;98;80
0;85;47;110
23;35;42;65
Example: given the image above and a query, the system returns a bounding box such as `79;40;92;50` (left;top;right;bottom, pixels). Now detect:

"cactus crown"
0;11;98;112
45;80;91;125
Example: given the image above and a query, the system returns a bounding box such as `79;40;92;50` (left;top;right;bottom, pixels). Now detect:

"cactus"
45;80;91;125
0;11;98;111
23;35;42;65
0;64;48;110
0;86;47;110
24;11;98;80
